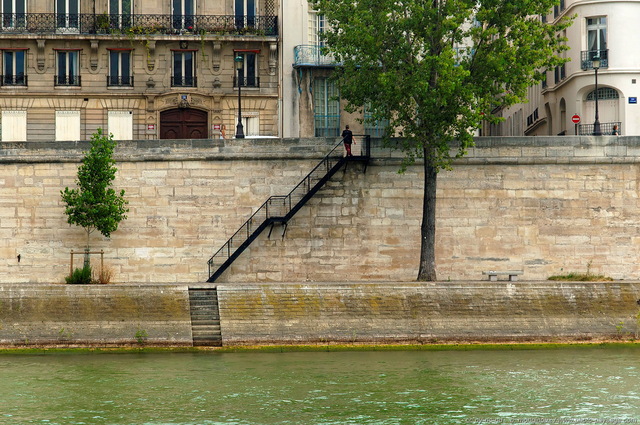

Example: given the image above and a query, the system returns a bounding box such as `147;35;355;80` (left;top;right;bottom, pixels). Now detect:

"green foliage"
547;272;613;282
65;265;93;285
135;329;149;345
310;0;572;170
61;128;129;248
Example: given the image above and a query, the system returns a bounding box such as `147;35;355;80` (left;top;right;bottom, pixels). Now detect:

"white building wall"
503;0;640;136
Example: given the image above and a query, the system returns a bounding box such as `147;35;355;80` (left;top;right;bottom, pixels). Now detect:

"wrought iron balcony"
581;49;609;70
1;74;27;86
54;75;80;86
0;13;278;36
171;76;197;87
107;75;133;87
293;45;339;67
233;75;260;88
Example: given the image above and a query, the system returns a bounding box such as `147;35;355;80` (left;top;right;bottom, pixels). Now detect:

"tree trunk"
84;229;91;269
417;158;437;281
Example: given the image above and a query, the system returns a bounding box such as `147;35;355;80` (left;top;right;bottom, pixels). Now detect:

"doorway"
160;108;208;139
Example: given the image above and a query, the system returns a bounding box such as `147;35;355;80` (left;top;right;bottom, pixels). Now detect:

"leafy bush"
65;265;93;285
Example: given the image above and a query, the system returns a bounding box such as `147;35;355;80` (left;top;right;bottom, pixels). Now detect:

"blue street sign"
630;97;637;104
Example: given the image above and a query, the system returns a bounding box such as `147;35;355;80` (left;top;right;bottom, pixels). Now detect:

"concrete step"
189;288;222;347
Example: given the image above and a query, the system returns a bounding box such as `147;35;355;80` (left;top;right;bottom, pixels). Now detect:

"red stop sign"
572;114;581;124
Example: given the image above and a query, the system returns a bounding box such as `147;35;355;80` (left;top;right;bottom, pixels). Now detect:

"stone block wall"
2;136;640;283
0;284;192;346
217;282;640;345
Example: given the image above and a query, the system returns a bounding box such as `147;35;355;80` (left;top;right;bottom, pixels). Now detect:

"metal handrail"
206;136;370;281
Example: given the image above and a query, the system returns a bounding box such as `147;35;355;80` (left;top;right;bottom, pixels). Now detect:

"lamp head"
592;56;601;70
234;54;244;70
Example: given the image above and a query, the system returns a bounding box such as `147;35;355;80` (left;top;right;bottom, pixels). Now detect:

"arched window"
586;87;619;101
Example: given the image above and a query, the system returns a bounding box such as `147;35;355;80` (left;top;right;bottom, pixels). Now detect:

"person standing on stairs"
342;125;356;157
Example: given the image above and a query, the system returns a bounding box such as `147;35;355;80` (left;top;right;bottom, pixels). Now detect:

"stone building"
494;0;637;137
0;0;279;142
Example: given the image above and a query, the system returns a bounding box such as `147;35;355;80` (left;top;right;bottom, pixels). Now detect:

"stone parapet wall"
1;136;640;283
217;281;640;345
0;284;193;346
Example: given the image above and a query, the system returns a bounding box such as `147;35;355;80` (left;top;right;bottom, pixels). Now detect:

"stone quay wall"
0;281;638;347
217;281;640;345
2;136;640;284
0;284;192;346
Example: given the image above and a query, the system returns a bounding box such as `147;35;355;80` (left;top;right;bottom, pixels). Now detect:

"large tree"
61;128;129;262
310;0;571;280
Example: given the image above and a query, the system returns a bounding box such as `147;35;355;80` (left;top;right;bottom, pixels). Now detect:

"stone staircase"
188;288;222;346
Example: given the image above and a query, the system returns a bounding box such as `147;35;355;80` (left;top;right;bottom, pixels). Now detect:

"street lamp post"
234;54;245;139
592;56;602;136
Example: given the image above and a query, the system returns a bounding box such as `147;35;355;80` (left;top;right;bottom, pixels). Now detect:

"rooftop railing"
0;13;278;36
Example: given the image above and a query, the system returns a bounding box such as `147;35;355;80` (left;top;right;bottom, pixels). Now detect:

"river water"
1;346;639;425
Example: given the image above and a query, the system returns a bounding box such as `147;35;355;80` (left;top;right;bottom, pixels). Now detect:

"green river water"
0;346;639;425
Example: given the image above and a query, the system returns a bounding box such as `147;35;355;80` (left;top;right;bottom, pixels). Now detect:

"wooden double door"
160;108;208;139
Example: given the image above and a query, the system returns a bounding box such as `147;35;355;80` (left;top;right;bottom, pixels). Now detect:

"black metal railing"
233;75;260;88
1;74;27;86
107;75;133;87
581;49;609;70
206;135;371;282
54;75;81;86
171;76;197;87
0;13;278;36
577;122;621;136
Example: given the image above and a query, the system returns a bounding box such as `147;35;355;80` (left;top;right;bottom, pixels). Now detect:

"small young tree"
61;128;129;265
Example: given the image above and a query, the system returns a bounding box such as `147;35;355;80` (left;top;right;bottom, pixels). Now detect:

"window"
241;115;259;137
235;0;256;28
1;110;26;141
313;78;340;137
364;105;389;138
308;11;326;46
2;49;26;86
108;111;133;140
172;0;195;30
172;51;196;87
109;0;132;29
234;52;259;88
587;17;606;54
108;50;132;86
55;110;81;141
56;0;79;31
586;87;619;101
55;50;80;86
2;0;26;28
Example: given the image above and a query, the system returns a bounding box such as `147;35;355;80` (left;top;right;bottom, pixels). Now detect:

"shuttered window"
55;110;80;141
1;110;26;141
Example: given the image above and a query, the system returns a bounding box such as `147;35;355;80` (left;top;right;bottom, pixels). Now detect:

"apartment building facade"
282;0;389;139
495;0;639;137
0;0;279;142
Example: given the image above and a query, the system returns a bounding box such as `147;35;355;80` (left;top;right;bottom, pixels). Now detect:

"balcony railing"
293;45;339;67
1;74;27;86
54;75;80;86
233;75;260;88
581;49;609;70
171;76;197;87
107;75;133;87
0;13;278;36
